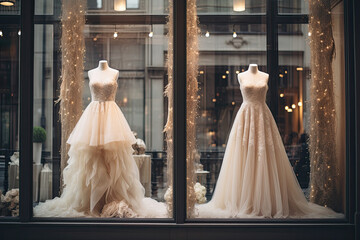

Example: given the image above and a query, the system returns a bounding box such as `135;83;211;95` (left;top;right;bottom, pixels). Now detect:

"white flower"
194;182;207;204
8;189;19;197
164;187;173;202
4;196;11;203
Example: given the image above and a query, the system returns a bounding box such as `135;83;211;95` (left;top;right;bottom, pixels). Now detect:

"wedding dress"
197;68;342;218
34;66;167;218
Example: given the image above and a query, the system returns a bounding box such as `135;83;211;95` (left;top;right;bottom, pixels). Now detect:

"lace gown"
197;75;342;218
34;73;167;218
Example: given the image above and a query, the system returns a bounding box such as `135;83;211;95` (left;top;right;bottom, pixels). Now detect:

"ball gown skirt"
34;101;167;218
197;79;343;218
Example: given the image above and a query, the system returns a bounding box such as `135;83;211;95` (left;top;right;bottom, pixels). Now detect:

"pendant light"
232;25;237;38
113;25;118;39
0;0;15;7
148;15;153;38
233;0;245;12
114;0;126;11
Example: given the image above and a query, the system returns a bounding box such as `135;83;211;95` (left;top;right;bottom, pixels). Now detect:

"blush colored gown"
34;73;167;218
197;76;342;218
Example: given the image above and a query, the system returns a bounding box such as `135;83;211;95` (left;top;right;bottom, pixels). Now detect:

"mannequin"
238;64;269;85
196;63;342;218
88;60;119;81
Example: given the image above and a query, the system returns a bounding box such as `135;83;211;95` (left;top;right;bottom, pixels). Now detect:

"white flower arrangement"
194;182;207;204
164;184;207;205
0;188;19;217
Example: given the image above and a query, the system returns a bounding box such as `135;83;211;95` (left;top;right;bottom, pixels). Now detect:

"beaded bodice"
89;77;118;102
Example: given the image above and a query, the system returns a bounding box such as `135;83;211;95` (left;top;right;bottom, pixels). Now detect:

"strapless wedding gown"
197;77;342;218
34;75;167;218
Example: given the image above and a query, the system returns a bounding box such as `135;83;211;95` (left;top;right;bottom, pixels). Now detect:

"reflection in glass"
278;0;308;14
197;0;266;14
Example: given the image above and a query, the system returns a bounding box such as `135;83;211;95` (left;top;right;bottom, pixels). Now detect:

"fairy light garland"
58;0;86;187
164;0;174;216
308;0;340;211
185;0;200;218
164;0;200;218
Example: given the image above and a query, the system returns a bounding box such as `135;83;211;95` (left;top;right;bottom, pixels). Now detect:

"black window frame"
0;0;359;239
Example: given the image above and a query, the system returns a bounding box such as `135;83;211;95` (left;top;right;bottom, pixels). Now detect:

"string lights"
164;0;174;216
185;0;200;218
58;0;86;184
308;0;340;211
165;0;199;218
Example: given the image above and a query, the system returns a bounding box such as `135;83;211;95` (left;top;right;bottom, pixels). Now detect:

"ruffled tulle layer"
67;101;136;146
196;103;342;218
34;141;168;218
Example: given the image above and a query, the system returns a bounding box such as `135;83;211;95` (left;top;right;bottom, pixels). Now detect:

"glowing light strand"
164;0;200;218
308;0;340;211
58;0;86;189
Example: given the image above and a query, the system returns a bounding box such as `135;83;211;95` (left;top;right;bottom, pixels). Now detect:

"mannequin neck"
248;64;258;74
98;60;109;70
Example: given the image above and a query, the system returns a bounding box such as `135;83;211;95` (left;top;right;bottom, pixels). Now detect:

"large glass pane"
190;1;345;219
278;0;308;14
0;24;20;217
32;1;171;219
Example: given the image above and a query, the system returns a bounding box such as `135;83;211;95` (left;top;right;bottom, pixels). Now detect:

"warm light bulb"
280;93;284;98
298;101;302;107
226;70;229;74
0;1;15;7
205;31;210;37
113;31;118;38
222;75;226;79
285;106;289;110
308;32;312;36
212;98;216;102
199;70;204;74
232;31;237;38
292;104;296;109
296;67;303;71
18;30;21;36
232;101;235;105
114;0;126;11
0;30;3;37
148;31;154;38
288;109;293;112
233;0;245;12
236;70;240;74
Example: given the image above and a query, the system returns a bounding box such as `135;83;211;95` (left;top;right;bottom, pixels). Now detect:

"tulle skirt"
197;102;342;218
34;101;167;218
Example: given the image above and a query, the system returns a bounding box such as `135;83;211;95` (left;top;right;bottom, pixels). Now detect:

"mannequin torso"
88;60;119;81
88;60;119;102
238;64;269;86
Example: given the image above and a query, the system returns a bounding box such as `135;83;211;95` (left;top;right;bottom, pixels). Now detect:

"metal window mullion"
19;0;35;222
173;0;186;224
266;0;279;119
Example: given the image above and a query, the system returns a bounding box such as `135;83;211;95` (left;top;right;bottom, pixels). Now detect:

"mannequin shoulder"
108;68;119;80
259;71;269;82
237;72;246;84
88;68;96;78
